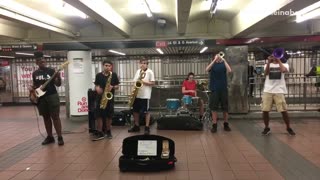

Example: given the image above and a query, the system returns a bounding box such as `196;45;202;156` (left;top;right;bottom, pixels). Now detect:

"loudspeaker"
157;116;203;130
88;89;97;133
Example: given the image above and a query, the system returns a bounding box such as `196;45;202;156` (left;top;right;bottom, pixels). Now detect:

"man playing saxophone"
128;58;155;135
92;60;119;141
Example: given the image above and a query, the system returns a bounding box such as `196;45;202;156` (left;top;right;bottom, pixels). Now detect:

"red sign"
155;41;168;48
77;97;88;112
0;61;9;66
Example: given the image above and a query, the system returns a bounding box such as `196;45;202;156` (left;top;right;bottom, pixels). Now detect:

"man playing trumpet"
128;58;155;135
205;51;232;133
92;60;119;141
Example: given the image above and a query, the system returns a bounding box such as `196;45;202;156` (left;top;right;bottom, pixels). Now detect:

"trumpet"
218;51;225;58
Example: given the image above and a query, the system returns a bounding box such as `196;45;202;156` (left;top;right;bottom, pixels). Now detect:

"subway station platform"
0;105;320;180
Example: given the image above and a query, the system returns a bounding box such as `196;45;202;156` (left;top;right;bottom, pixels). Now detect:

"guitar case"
119;135;177;172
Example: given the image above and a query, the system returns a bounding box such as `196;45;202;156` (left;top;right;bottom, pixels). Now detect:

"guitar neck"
41;70;60;89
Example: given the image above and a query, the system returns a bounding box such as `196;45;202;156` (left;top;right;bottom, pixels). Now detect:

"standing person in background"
261;54;295;136
181;72;204;120
205;52;232;133
29;51;64;145
128;58;155;135
248;63;257;97
92;60;119;141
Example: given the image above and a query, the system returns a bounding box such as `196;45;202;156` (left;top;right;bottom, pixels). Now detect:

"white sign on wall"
73;58;84;74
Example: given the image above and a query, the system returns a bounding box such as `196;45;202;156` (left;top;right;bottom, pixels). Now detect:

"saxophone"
128;70;146;108
100;72;113;109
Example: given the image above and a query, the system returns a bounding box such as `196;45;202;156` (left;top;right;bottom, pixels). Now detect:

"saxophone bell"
106;92;113;100
135;80;143;88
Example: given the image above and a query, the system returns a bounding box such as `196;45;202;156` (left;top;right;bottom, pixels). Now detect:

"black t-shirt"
94;72;120;102
32;67;58;97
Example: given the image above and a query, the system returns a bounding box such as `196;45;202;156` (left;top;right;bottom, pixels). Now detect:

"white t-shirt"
133;68;155;99
263;63;289;94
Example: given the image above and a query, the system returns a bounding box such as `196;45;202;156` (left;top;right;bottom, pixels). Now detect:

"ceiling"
1;0;320;57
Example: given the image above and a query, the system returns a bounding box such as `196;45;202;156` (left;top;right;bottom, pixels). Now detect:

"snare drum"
166;99;180;111
192;97;199;106
182;95;192;105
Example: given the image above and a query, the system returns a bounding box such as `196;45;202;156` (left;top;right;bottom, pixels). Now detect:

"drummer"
182;72;204;120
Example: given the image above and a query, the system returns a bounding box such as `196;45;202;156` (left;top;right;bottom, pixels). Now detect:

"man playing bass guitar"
29;51;64;146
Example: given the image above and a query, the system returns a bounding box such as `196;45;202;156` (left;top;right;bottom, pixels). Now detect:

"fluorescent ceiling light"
49;1;87;19
201;0;235;11
143;0;152;17
15;52;33;56
156;48;164;54
296;1;320;23
245;38;260;43
109;50;126;56
210;0;218;15
0;55;14;58
216;0;237;10
0;1;76;37
128;0;159;14
200;47;208;53
145;0;161;13
15;52;51;57
62;2;87;19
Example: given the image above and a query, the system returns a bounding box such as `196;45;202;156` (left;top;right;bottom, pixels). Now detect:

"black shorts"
37;93;60;116
132;98;149;114
95;101;114;119
209;91;228;112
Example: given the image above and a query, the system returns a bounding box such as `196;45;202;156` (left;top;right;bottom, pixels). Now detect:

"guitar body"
29;86;46;105
29;90;39;105
35;87;46;97
28;60;69;105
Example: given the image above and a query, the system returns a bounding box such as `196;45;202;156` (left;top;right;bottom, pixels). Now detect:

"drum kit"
165;95;202;116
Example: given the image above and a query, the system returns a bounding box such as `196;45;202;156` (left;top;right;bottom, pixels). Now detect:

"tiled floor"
0;105;319;180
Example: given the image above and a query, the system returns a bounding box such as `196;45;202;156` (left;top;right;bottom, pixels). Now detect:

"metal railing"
248;75;320;111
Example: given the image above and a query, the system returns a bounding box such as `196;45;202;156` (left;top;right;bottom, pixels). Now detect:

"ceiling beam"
231;0;319;38
176;0;192;35
0;23;26;39
65;0;131;38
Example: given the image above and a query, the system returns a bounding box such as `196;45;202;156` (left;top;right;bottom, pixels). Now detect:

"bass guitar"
29;61;69;104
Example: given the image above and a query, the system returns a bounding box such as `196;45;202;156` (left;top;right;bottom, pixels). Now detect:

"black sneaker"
211;123;217;133
223;122;231;131
57;136;64;146
144;126;150;135
41;136;55;145
287;128;296;136
128;125;140;133
105;130;113;139
92;132;104;141
262;127;271;136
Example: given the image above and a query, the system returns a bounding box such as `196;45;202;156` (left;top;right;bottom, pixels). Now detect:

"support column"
225;46;249;113
67;51;92;118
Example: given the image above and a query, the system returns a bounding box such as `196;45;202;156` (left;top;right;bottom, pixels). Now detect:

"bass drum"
166;99;180;111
